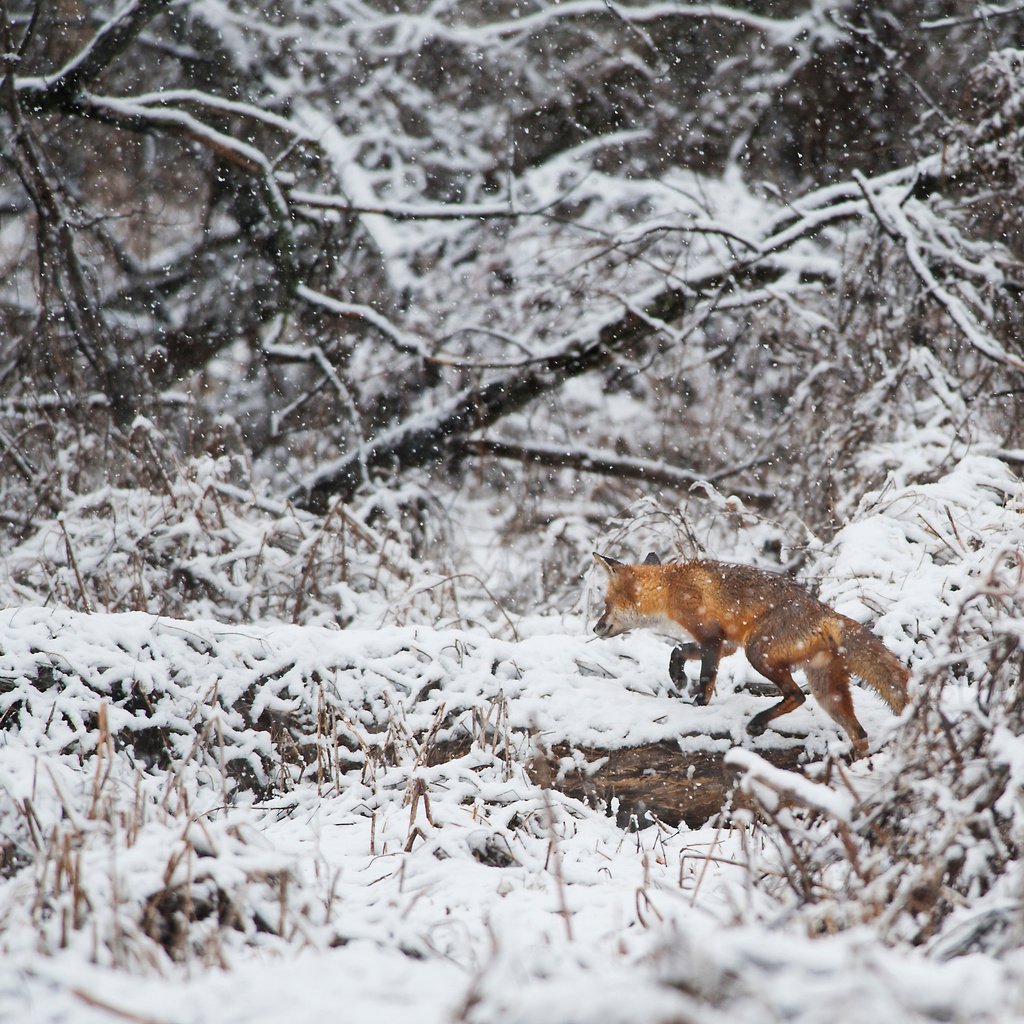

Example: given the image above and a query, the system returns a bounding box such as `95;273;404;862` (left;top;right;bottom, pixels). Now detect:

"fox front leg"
668;643;702;695
669;639;723;704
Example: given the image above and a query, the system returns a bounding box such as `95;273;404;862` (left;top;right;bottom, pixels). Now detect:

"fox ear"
593;552;624;575
643;551;661;565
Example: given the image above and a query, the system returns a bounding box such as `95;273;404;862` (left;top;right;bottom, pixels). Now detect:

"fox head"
592;552;651;638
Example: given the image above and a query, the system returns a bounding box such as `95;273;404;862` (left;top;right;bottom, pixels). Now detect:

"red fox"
592;552;909;757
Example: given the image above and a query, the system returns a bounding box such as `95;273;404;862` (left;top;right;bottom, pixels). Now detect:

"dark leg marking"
695;638;724;706
668;643;702;695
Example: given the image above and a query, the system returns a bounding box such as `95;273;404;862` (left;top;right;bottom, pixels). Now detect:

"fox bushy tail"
838;621;909;713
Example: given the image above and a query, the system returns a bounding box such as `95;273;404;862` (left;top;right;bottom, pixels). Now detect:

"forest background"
1;2;1024;1022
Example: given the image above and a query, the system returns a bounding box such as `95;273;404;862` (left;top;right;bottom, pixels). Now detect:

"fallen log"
534;740;806;829
427;736;807;829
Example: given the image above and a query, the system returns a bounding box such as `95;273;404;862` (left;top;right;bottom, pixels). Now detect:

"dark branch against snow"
460;438;774;508
16;0;174;109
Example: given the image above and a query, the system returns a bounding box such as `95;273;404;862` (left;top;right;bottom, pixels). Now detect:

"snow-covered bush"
0;448;511;631
732;438;1024;952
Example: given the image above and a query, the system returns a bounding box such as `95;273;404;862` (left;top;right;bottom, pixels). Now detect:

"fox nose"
594;616;609;637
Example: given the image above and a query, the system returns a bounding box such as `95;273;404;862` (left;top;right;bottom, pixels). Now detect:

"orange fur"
593;554;909;757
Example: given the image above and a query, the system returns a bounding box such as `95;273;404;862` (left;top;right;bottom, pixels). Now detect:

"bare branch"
17;0;173;108
289;190;530;223
459;438;774;508
1;25;138;426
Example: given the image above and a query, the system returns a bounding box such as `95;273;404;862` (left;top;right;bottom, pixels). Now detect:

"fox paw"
746;716;768;737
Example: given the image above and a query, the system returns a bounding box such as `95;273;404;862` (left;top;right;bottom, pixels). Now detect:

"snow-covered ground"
0;610;1016;1023
2;444;1023;1023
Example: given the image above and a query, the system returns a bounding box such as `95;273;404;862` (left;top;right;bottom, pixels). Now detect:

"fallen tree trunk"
291;148;1024;512
535;740;806;829
427;736;806;829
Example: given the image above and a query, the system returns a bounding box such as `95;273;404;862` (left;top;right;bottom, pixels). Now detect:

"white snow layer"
1;446;1023;1022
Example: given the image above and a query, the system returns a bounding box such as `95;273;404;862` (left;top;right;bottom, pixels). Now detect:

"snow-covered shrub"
731;442;1024;950
0;450;506;631
0;613;511;966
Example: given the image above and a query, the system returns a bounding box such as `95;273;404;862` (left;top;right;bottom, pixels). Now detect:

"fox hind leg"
744;631;807;737
805;661;869;758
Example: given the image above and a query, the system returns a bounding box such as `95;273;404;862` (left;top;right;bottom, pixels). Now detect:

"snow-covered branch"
315;0;841;54
290;143;1022;508
16;0;173;107
921;2;1024;30
460;438;774;507
295;285;430;360
854;171;1024;371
